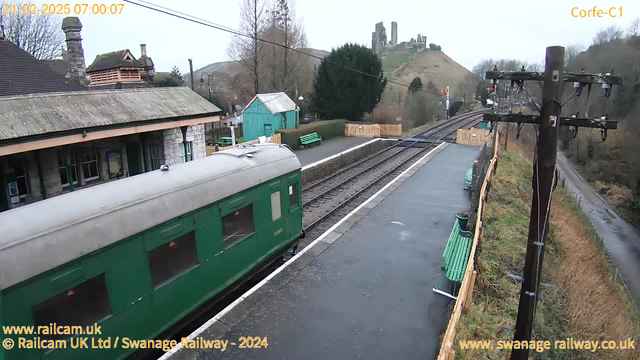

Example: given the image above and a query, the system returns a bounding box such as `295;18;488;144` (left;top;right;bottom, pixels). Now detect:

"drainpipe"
64;146;74;192
35;151;47;199
180;126;189;162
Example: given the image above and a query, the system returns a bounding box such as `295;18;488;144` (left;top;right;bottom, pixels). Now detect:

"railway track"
135;111;486;360
298;111;485;248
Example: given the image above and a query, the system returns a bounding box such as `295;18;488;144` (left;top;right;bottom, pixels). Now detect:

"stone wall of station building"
162;124;206;166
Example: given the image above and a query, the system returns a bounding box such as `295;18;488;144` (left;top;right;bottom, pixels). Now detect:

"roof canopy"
244;92;297;115
0;87;221;141
87;49;143;72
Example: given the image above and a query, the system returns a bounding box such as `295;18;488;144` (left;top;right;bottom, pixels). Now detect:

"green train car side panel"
1;170;302;360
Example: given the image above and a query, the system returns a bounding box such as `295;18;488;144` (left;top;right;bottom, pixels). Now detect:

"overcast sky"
27;0;640;73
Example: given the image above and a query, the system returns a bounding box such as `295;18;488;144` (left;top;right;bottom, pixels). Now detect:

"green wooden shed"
242;92;299;141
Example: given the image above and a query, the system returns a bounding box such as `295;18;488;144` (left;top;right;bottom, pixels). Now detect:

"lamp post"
200;72;212;103
297;95;304;127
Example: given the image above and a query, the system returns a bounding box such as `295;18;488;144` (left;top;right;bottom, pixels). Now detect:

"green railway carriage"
0;144;303;360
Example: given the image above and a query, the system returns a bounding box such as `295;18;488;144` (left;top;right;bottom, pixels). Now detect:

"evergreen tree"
312;43;387;121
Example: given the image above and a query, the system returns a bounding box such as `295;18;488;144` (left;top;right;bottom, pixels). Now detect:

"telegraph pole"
188;58;195;91
482;45;622;360
511;46;564;360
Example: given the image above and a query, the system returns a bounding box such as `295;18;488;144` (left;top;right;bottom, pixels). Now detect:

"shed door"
263;124;274;137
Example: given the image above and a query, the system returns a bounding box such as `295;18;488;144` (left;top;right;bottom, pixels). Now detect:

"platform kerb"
164;143;480;360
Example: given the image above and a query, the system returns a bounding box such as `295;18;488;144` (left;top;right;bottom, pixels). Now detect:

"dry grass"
454;144;639;360
550;189;639;360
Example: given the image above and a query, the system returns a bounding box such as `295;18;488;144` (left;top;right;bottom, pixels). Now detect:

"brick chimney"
139;43;155;85
61;17;88;87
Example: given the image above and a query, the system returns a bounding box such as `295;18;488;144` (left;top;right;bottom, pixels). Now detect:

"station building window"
179;142;193;162
6;157;30;203
271;192;281;221
57;151;78;187
148;231;199;288
150;145;164;170
32;274;111;341
222;204;255;249
289;184;298;208
79;146;99;181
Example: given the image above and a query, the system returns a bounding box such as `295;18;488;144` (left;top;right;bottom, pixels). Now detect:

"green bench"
443;219;473;285
300;132;322;147
464;166;473;190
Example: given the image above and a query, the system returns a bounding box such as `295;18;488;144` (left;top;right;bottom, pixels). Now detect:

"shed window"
148;232;199;288
32;274;111;341
289;183;298;208
222;204;255;249
57;151;78;187
271;192;281;221
80;146;99;181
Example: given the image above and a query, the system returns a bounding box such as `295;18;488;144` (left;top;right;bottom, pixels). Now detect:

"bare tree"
593;25;623;45
227;0;267;98
262;0;308;96
627;18;640;38
0;1;64;59
564;44;585;69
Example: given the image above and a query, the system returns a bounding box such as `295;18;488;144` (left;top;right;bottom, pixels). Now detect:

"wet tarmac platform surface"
169;144;480;360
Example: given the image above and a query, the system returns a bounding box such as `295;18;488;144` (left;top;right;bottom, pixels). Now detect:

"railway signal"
484;46;621;360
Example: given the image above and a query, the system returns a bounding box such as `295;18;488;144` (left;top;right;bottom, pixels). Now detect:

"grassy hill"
382;48;472;93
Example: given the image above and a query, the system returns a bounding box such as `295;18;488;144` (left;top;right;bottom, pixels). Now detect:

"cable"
122;0;444;97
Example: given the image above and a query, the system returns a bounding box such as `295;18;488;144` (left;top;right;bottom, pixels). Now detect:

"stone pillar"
61;17;88;87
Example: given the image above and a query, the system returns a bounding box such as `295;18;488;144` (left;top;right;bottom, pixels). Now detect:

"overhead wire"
122;0;445;96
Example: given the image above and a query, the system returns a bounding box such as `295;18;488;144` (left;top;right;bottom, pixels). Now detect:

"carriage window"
271;192;281;221
289;184;298;208
32;274;111;341
222;204;255;249
148;232;198;287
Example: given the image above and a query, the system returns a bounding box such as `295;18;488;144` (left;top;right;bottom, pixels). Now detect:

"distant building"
86;48;151;88
242;92;299;141
391;22;398;47
371;22;388;54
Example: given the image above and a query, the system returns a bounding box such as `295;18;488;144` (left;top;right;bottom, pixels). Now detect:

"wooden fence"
456;128;491;146
437;132;499;360
205;133;281;156
344;123;402;138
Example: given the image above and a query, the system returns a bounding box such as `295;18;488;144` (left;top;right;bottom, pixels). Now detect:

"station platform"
165;143;481;360
295;136;375;166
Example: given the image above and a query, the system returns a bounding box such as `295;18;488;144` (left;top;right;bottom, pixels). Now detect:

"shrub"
277;120;347;148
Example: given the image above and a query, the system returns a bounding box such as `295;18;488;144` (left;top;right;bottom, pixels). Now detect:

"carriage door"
286;173;302;241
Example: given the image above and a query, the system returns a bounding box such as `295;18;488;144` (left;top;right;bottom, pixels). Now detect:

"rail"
303;113;486;232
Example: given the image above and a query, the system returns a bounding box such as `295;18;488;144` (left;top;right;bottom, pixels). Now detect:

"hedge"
277;120;346;148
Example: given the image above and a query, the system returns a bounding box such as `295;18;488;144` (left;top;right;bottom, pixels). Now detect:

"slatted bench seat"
443;219;473;284
464;166;473;190
300;132;322;147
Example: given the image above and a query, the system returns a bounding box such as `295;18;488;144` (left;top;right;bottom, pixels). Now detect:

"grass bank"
454;149;639;360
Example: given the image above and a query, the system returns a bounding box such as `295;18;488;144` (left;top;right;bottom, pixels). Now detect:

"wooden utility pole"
511;46;564;360
482;45;622;360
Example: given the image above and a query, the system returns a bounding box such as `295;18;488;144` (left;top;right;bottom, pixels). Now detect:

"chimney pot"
140;44;147;57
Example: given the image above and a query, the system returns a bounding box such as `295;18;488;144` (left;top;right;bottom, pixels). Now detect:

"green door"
126;144;142;176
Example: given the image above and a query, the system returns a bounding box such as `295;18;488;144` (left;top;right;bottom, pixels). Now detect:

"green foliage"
450;100;463;116
312;43;387;121
425;80;438;93
154;66;184;87
277;120;346;148
428;43;441;51
477;83;490;106
408;77;423;93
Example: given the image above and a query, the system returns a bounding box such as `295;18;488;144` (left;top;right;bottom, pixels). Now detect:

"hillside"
382;48;472;93
189;48;329;85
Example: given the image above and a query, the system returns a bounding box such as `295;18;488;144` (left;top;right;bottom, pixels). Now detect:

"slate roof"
86;49;144;72
0;87;222;141
41;59;71;77
243;92;298;115
0;39;83;97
